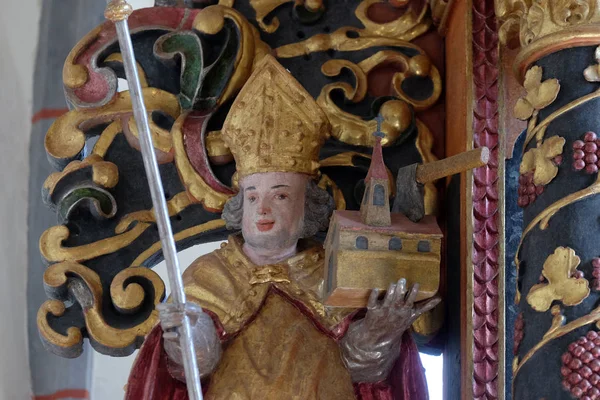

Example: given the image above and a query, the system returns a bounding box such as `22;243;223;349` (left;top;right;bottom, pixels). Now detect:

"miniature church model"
359;131;392;227
323;120;443;308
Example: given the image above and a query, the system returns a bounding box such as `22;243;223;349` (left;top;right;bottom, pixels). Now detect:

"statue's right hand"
156;302;222;379
156;302;208;341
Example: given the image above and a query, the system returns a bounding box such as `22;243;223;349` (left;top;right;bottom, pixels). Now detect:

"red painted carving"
561;331;600;399
572;131;600;174
513;313;524;356
71;8;200;106
517;172;544;208
592;258;600;291
471;0;500;398
182;111;236;196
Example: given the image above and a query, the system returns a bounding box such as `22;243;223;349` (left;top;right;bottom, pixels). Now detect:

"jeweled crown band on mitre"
221;55;330;178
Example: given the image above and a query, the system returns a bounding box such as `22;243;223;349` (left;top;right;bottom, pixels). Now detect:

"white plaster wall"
0;1;41;399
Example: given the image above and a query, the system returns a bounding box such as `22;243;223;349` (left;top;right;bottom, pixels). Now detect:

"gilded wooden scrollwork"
37;1;446;357
45;88;181;169
39;261;164;357
317;50;441;147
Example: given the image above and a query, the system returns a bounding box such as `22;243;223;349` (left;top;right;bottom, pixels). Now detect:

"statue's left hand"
340;279;441;383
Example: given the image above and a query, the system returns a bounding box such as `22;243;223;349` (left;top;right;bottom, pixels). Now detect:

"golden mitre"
221;55;330;178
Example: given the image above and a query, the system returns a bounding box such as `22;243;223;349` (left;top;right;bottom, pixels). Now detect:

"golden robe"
182;234;356;399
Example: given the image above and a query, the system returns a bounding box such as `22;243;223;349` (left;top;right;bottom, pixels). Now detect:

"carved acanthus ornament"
497;0;600;47
497;0;600;79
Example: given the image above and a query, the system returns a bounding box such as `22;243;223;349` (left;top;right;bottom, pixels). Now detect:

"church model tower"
323;118;443;308
359;130;392;227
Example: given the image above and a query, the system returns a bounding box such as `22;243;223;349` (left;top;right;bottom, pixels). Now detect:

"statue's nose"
257;199;271;215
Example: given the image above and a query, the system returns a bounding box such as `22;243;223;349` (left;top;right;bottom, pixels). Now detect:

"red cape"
125;325;429;400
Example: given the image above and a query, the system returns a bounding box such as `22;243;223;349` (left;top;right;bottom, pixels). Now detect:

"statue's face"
240;172;308;251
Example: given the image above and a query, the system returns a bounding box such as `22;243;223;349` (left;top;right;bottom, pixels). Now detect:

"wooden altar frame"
445;0;506;398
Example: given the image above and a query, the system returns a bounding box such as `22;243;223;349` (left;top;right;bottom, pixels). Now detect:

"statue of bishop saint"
125;55;439;400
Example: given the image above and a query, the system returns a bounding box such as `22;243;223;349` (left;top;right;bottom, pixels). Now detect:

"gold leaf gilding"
172;113;234;212
40;224;151;265
110;267;166;314
115;192;192;234
249;0;292;33
220;55;330;179
514;66;560;120
316;52;439;147
192;6;263;106
276;27;424;59
105;0;134;22
515;305;600;378
41;261;164;353
514;174;600;304
124;114;174;163
37;300;84;354
130;219;227;267
355;0;430;40
520;135;565;186
526;247;589;312
44;154;119;195
45;88;180;168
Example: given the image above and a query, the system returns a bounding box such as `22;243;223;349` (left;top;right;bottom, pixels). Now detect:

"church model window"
356;236;368;249
417;240;431;253
389;237;402;250
373;184;385;206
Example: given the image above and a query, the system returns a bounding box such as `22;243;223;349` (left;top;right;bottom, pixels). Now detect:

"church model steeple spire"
360;113;391;227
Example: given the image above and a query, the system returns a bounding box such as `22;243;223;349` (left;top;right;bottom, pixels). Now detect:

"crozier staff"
126;55;439;400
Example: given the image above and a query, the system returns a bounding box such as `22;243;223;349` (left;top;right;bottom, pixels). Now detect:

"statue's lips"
256;220;275;232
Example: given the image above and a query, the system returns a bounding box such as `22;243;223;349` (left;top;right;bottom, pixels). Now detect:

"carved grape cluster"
592;258;600;291
518;172;544;207
561;331;600;399
514;313;524;356
572;132;600;174
518;155;563;208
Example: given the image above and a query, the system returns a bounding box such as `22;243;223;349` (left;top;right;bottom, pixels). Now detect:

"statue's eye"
276;194;288;201
247;196;257;203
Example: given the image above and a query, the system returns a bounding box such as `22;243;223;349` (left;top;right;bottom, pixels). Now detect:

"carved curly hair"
221;180;334;238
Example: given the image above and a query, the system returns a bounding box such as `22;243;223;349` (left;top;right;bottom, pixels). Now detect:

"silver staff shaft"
104;1;203;399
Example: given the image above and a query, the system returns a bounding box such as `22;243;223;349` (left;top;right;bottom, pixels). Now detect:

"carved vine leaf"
514;66;560;120
520;135;565;185
584;46;600;82
526;247;589;312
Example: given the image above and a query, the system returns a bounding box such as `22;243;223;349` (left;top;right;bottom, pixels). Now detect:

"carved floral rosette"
37;0;446;358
